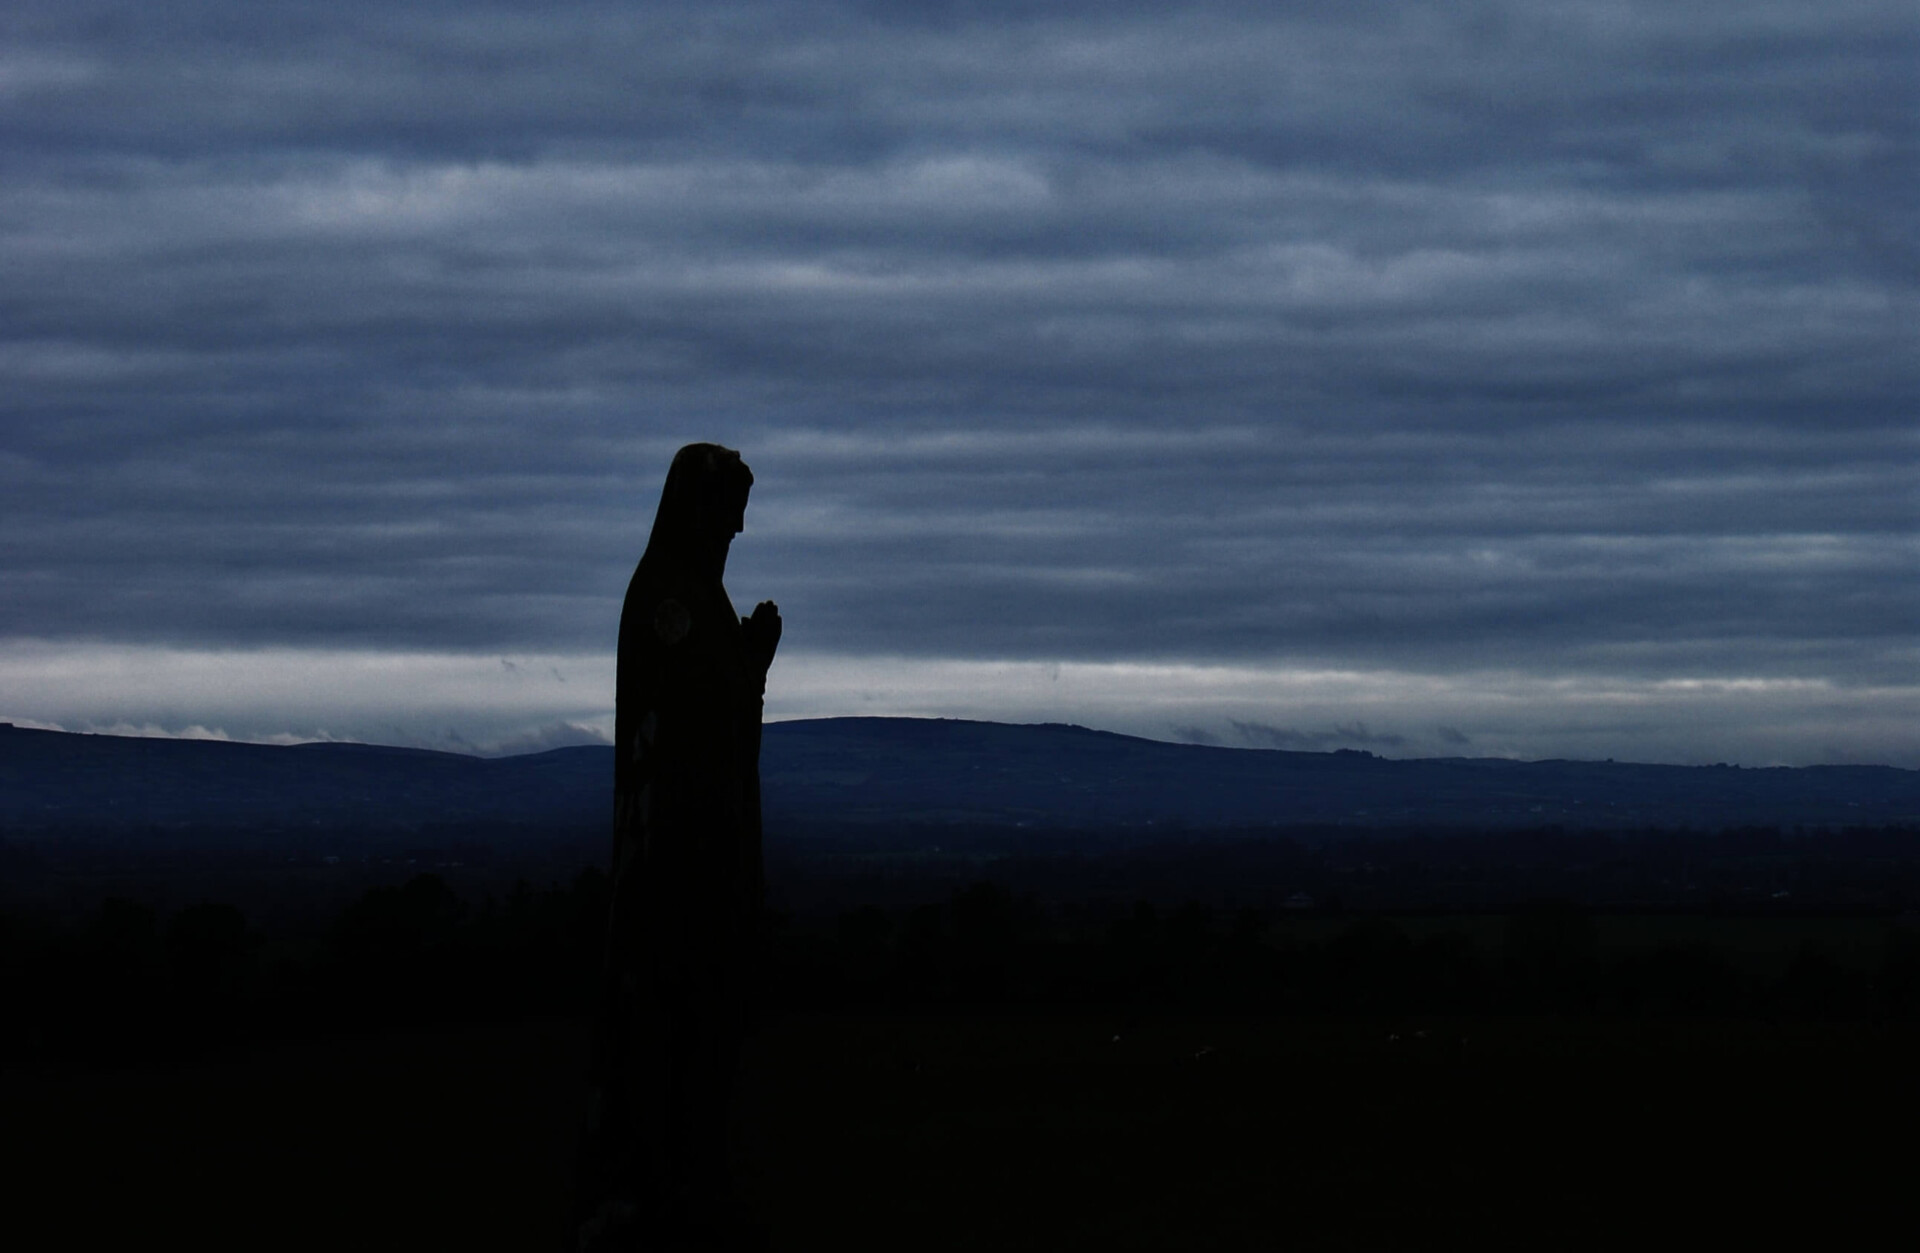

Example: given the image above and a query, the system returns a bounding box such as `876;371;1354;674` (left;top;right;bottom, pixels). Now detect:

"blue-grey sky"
3;1;1915;764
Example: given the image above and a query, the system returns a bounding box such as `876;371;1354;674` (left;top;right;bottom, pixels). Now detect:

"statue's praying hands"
743;599;781;681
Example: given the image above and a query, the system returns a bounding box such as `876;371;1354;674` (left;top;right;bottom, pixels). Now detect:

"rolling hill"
1;717;1914;838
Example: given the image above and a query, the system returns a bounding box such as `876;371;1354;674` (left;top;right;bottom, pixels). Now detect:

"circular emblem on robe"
653;598;691;645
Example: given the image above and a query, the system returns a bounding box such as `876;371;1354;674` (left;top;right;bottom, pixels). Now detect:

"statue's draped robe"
576;446;768;1250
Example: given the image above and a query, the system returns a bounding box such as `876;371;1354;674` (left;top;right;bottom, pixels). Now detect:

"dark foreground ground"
10;1009;1917;1250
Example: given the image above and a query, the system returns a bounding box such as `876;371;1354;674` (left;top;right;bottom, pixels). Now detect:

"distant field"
11;1009;1914;1248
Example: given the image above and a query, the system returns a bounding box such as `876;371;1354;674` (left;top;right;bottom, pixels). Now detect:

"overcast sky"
3;1;1915;765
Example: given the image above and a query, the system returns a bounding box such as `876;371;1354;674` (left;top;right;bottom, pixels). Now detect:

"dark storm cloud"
2;1;1914;749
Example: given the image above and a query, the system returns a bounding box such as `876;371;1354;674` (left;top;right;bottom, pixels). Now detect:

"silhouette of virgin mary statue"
574;443;780;1251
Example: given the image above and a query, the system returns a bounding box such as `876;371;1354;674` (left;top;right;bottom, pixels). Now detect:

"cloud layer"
3;2;1914;762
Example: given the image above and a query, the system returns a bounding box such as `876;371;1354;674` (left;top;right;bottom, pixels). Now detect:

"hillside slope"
2;718;1914;836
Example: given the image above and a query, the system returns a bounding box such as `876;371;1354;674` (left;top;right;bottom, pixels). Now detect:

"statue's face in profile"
704;474;748;538
662;442;752;551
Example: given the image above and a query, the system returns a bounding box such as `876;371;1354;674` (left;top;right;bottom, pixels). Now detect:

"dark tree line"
0;870;609;1069
772;886;1920;1022
10;868;1920;1071
767;823;1920;914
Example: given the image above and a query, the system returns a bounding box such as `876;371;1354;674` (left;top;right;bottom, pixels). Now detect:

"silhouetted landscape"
12;0;1915;1242
6;717;1918;919
6;718;1920;1244
8;717;1916;835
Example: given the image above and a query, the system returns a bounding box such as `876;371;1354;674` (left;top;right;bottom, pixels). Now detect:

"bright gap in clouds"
1;643;1913;769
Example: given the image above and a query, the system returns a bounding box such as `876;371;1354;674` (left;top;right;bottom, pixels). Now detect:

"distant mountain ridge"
762;718;1919;831
0;717;1915;836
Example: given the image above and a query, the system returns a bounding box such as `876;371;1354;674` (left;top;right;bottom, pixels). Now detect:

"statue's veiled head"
645;443;754;576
